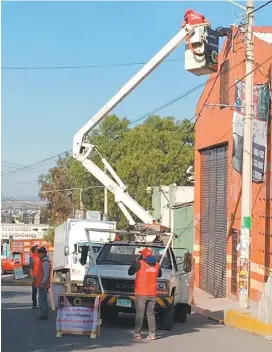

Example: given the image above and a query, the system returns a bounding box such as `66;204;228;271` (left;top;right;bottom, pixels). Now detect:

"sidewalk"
192;287;235;324
192;287;272;338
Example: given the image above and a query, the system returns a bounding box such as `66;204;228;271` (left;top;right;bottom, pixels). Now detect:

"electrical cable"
2;161;48;173
3;1;270;71
40;186;104;194
248;0;272;15
2;58;243;180
1;151;69;178
128;58;245;127
2;57;186;71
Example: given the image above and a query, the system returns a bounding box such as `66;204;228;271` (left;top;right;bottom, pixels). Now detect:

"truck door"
169;248;182;303
171;248;190;304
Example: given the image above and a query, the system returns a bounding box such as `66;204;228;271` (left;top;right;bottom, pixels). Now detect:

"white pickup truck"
82;240;193;330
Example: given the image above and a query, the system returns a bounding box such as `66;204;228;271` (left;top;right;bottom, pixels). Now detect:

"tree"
39;115;194;227
43;227;55;245
39;153;76;225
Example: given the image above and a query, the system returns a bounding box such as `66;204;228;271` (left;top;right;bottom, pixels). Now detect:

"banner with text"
56;295;99;337
232;81;270;182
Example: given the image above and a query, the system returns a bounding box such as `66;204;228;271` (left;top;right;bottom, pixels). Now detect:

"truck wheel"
175;304;188;323
160;303;175;331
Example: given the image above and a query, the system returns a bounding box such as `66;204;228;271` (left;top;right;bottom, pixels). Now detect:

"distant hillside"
1;200;47;210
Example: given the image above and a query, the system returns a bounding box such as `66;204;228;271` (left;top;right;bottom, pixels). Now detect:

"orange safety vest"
35;258;51;289
31;253;40;278
185;11;208;26
135;260;160;296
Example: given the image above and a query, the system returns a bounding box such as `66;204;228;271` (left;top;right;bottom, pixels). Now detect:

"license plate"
116;298;132;308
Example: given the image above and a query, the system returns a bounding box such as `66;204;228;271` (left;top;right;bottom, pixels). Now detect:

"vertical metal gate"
199;145;228;298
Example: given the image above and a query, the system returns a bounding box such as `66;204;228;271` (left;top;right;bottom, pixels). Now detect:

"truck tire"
175;303;188;323
160;303;175;331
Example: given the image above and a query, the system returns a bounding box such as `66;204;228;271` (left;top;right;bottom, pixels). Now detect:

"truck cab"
82;240;193;330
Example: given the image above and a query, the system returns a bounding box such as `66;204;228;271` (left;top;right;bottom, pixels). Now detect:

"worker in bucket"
181;9;210;28
128;247;162;340
29;245;40;309
35;247;51;321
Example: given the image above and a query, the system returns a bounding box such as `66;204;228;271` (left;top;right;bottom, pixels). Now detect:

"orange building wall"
193;29;272;301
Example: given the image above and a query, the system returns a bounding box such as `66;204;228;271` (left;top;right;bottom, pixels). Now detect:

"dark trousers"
134;295;156;334
32;285;38;306
38;289;49;318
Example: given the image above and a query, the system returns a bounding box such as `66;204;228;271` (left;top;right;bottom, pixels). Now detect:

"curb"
192;305;224;324
225;310;272;337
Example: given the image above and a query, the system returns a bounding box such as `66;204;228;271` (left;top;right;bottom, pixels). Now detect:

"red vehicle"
1;240;53;275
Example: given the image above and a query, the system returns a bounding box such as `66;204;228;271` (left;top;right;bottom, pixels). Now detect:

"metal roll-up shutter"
200;145;228;298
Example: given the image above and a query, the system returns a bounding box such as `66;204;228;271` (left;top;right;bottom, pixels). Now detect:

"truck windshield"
78;243;103;257
96;243;172;269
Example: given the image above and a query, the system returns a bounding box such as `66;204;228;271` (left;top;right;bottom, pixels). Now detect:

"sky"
1;1;271;200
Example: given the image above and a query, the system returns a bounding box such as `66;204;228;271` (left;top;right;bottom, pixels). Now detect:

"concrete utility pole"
238;0;254;309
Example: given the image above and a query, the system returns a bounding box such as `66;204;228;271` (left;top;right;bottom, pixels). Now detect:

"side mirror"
80;246;89;266
64;246;69;256
183;253;193;273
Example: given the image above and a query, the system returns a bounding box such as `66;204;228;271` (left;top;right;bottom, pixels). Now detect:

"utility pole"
238;0;254;309
104;166;108;221
79;188;84;211
77;188;85;219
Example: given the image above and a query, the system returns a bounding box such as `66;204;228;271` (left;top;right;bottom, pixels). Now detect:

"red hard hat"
140;248;152;258
185;9;193;14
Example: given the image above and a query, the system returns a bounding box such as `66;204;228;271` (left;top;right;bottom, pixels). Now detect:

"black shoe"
36;316;48;321
32;305;39;309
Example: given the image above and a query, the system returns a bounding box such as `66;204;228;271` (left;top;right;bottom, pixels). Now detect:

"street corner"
224;309;272;337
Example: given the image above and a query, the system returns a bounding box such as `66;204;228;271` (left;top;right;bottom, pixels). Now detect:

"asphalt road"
1;284;271;352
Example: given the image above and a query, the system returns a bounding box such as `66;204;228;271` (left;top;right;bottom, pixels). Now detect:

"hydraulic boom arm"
72;24;194;231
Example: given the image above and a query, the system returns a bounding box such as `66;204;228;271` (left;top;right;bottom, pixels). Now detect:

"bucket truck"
70;16;217;329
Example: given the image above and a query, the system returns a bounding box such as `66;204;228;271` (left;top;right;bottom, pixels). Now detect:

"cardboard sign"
13;264;25;280
56;295;100;338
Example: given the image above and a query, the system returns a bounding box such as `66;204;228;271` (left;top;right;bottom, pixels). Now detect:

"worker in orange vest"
35;247;51;321
29;245;40;309
181;9;210;28
128;247;162;340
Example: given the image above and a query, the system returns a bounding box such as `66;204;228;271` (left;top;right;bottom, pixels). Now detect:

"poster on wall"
232;81;270;183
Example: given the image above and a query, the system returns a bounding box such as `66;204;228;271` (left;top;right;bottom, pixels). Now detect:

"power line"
2;57;186;71
2;161;48;173
40;186;104;194
1;151;69;178
1;60;243;180
128;82;206;127
128;56;245;127
248;0;272;14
